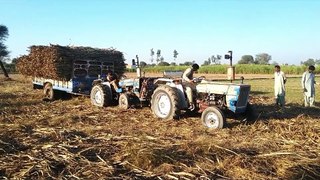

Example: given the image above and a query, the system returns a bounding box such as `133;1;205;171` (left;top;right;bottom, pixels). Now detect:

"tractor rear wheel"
201;107;226;129
90;84;111;107
151;85;180;120
43;83;55;101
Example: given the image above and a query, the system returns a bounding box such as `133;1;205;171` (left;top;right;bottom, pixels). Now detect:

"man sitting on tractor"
182;63;200;110
106;70;121;92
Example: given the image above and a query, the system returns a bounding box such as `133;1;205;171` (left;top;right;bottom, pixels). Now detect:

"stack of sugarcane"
17;45;125;80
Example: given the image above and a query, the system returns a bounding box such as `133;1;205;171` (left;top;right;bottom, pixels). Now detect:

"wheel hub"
205;112;219;128
94;91;102;104
157;93;171;118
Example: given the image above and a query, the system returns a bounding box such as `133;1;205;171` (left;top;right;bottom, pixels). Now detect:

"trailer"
32;59;118;100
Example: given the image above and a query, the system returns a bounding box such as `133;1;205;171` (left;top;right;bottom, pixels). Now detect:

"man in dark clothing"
182;63;200;109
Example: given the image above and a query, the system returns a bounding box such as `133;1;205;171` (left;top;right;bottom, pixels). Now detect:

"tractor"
90;54;252;129
149;76;251;129
89;55;187;109
89;70;186;110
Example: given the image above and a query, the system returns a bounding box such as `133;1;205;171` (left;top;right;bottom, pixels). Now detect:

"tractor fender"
169;83;188;109
92;79;103;86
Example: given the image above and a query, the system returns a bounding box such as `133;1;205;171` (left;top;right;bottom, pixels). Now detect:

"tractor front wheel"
201;107;226;129
119;93;130;109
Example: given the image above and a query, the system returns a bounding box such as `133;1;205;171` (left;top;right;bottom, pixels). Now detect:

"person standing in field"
274;65;287;107
301;65;316;107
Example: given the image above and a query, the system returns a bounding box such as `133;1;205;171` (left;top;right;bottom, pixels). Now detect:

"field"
0;74;320;179
135;64;320;75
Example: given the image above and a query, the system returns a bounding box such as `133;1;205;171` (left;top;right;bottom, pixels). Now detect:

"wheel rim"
45;88;51;98
204;112;220;128
156;92;171;118
44;86;52;99
94;90;102;104
119;95;128;108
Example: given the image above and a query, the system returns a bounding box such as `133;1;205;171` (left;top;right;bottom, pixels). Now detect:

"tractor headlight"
230;101;237;106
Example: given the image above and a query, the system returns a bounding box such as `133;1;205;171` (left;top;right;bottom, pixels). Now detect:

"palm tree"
173;49;178;61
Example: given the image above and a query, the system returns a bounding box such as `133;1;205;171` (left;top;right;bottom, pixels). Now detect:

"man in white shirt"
182;63;199;109
301;65;316;107
274;65;287;107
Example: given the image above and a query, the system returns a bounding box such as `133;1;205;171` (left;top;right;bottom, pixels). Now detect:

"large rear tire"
201;107;226;129
151;85;180;120
90;84;111;107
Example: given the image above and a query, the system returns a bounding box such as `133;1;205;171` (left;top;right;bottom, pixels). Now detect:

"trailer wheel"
201;107;226;129
90;84;111;107
151;85;180;120
119;93;130;109
43;83;54;101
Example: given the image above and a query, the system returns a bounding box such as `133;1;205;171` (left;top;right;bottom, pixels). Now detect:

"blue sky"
1;0;320;65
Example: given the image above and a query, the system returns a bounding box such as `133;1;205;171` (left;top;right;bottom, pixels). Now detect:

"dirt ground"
0;74;319;179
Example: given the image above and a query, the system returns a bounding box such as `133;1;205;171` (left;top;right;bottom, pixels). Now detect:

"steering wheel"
193;76;206;83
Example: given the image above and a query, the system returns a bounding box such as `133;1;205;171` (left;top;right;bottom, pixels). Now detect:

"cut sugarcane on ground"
0;75;319;179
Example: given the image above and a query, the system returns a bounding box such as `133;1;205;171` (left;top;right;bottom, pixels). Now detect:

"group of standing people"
274;65;317;108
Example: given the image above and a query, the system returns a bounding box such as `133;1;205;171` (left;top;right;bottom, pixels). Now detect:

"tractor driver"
182;63;200;110
106;70;120;92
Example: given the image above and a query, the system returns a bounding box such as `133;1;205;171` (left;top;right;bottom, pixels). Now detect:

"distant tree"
140;61;147;68
170;62;176;66
238;55;254;64
156;49;161;64
301;58;316;66
181;61;193;66
150;48;155;63
315;59;320;65
210;55;222;65
207;57;211;64
254;53;271;64
173;49;178;61
202;60;210;66
160;56;164;62
158;61;170;66
0;24;9;77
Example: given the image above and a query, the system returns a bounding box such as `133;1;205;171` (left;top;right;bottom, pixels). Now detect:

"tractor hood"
196;80;250;95
196;80;251;113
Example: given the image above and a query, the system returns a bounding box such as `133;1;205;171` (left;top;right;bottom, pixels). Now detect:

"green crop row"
126;64;319;74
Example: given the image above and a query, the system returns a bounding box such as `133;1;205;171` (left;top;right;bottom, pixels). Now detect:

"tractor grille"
237;86;250;107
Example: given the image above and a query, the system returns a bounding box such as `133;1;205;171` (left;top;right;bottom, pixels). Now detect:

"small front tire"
119;93;130;109
201;107;226;129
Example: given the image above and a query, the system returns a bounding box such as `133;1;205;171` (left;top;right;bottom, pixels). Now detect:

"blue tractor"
90;56;252;129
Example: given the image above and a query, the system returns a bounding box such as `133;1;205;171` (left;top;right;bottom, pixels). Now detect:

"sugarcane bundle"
17;45;125;80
